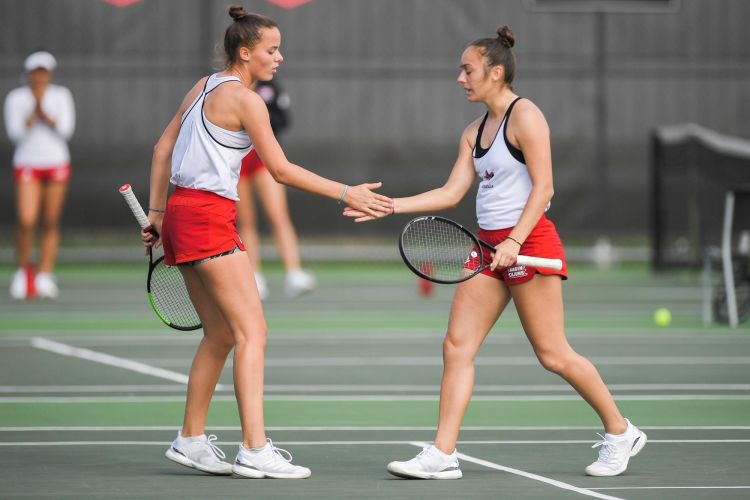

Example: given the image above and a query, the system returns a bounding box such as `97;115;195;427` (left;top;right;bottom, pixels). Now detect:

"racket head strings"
148;256;202;331
399;216;482;284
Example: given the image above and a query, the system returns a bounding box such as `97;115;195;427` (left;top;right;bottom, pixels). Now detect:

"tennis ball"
653;308;672;327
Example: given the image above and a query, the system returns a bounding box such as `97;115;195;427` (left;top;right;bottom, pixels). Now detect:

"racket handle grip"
119;184;151;230
516;255;563;271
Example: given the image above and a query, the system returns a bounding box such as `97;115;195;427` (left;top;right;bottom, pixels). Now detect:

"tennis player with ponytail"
346;26;645;478
143;5;391;479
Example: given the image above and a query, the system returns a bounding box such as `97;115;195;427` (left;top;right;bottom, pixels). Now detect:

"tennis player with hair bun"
345;26;646;478
143;5;391;479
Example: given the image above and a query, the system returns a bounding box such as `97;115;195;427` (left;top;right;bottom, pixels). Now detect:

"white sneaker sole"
165;448;233;475
585;430;648;477
387;463;463;480
233;462;311;479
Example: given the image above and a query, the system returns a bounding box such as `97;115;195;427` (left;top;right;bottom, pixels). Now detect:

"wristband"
337;185;349;205
506;236;523;247
149;207;166;213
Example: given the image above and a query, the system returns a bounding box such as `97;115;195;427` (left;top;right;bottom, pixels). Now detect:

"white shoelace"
266;438;293;462
204;434;226;460
591;433;618;464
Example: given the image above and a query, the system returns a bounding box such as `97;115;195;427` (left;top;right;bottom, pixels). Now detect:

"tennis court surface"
1;262;748;499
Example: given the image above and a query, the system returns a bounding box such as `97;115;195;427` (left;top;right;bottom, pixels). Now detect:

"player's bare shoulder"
177;76;209;112
511;98;549;132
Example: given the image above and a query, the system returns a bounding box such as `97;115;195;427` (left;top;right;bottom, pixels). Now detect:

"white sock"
177;432;206;445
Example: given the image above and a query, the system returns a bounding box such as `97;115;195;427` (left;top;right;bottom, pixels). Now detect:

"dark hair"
470;26;516;87
223;5;278;67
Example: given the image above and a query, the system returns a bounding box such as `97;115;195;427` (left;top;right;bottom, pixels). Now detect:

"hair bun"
496;26;515;48
229;5;248;21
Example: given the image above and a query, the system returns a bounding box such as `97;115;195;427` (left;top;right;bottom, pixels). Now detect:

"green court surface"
1;262;749;499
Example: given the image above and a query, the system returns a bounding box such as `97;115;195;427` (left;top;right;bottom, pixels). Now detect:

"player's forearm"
148;146;172;210
510;184;554;243
273;161;346;202
393;186;462;214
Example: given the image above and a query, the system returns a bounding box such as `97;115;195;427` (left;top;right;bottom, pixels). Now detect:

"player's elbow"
535;183;554;204
152;142;171;161
442;189;463;209
545;185;554;202
268;164;288;185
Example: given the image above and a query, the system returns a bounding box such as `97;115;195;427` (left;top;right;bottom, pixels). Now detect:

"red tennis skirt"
465;215;568;285
239;149;266;179
14;164;71;184
161;187;245;266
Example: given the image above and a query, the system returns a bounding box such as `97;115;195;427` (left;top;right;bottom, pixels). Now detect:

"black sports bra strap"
502;97;525;164
501;97;523;125
473;112;490;157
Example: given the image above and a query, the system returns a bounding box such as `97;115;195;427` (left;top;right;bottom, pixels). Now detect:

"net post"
721;191;739;327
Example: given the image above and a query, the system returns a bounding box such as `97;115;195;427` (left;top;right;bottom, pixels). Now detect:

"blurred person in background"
237;79;315;300
4;50;75;300
346;26;646;479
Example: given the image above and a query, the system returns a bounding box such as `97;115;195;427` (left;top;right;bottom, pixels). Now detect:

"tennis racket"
399;215;563;284
119;184;201;331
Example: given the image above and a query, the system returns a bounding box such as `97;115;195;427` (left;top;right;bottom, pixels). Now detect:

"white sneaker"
35;272;59;299
254;272;269;300
387;445;462;479
233;439;311;479
9;268;26;300
585;419;647;477
285;269;316;298
165;432;233;475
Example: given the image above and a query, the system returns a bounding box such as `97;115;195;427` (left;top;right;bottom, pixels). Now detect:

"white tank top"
170;74;252;200
473;98;549;230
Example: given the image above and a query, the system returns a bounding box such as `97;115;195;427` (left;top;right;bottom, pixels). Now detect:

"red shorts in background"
14;164;71;184
161;187;245;266
239;149;266;179
465;215;568;285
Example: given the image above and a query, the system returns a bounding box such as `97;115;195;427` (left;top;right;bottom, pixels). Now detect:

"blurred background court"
1;1;749;499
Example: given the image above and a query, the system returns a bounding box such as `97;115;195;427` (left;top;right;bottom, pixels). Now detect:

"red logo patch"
102;0;143;7
265;0;313;9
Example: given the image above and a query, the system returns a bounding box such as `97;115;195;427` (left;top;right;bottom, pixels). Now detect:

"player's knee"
205;331;235;354
536;350;568;374
442;334;476;363
17;217;36;232
233;325;267;351
40;220;60;233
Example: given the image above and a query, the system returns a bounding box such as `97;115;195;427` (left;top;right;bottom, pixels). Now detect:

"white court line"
410;441;622;500
5;331;749;341
141;356;750;367
2;439;748;446
29;337;233;390
2;383;749;394
592;486;750;490
1;425;749;432
3;394;750;403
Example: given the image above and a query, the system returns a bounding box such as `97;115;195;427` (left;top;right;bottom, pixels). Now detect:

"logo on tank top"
481;169;496;189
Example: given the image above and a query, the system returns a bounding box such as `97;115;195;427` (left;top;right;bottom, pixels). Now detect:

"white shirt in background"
4;84;75;168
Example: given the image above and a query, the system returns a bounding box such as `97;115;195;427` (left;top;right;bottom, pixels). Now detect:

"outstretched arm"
240;90;392;218
343;123;477;222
